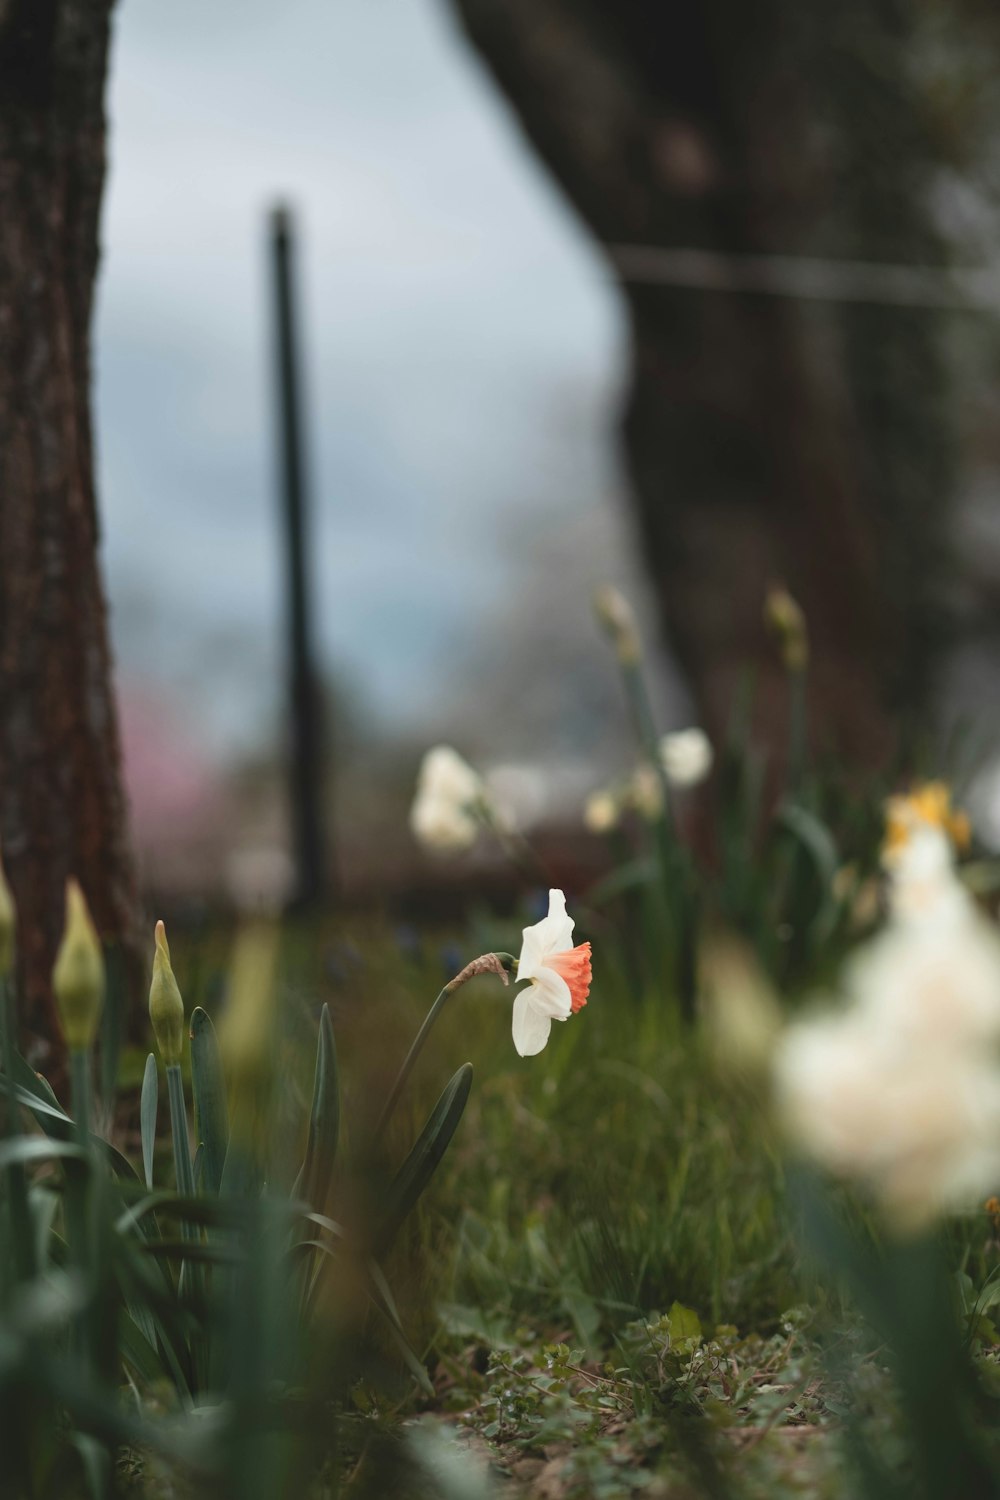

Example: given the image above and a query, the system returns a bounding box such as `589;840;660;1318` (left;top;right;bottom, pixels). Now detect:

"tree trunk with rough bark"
449;0;955;769
0;0;138;1070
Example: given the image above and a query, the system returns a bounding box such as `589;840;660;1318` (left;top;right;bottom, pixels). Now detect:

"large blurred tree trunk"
450;0;954;766
0;0;138;1068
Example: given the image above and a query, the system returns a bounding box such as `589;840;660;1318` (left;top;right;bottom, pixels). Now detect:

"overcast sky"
95;0;628;760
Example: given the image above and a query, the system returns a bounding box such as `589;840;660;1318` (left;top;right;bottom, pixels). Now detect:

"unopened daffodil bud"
701;937;782;1081
149;920;185;1066
764;585;808;672
583;788;620;835
594;585;641;665
219;921;281;1097
629;762;664;821
52;880;104;1052
0;849;14;978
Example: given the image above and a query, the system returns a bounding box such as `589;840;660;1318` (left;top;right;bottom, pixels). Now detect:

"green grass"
99;891;998;1499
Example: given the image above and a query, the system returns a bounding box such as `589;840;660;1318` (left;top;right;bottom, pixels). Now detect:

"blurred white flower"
410;745;485;854
849;846;1000;1047
882;781;971;867
583;788;620;835
885;824;968;928
660;728;713;788
775;1010;1000;1232
513;889;591;1056
774;827;1000;1232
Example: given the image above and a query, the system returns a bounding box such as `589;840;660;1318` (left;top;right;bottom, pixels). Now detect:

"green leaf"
139;1238;245;1265
375;1063;474;1255
667;1301;702;1351
297;1003;340;1212
116;1191;269;1235
773;801;840;941
0;1060;142;1185
219;1140;264;1202
367;1258;433;1394
118;1312;172;1387
0;1138;89;1173
140;1054;158;1191
190;1007;229;1195
71;1432;113;1500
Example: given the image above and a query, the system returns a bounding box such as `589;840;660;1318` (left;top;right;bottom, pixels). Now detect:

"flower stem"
166;1063;196;1206
70;1046;93;1147
375;952;515;1142
619;656;698;1019
788;664;808;795
480;803;550;886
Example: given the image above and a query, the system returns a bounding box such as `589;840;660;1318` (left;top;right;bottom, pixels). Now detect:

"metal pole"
269;204;328;907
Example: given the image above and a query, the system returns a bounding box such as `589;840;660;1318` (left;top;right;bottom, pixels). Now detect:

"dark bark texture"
0;0;138;1068
450;0;955;766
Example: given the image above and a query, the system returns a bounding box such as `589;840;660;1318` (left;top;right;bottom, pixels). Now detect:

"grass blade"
297;1003;340;1212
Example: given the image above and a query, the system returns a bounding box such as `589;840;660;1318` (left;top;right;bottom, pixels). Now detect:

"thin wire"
609;243;1000;313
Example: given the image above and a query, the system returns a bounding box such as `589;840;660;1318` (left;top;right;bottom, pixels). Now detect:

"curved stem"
374;952;515;1143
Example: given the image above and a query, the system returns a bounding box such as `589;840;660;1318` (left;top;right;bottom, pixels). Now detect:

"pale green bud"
52;880;104;1052
0;848;14;978
764;585;809;673
701;937;782;1081
594;585;641;665
149;919;185;1066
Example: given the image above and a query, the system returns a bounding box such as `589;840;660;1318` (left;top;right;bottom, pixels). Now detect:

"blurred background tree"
0;0;137;1070
448;0;989;767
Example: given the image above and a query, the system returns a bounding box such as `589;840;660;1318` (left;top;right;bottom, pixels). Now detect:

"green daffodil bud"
149;919;185;1066
764;585;808;673
0;848;14;979
52;880;104;1052
594;585;641;665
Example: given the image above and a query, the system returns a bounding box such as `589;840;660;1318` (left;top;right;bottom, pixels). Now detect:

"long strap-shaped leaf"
296;1003;340;1212
0;1055;142;1187
140;1054;158;1192
374;1062;473;1255
189;1008;229;1195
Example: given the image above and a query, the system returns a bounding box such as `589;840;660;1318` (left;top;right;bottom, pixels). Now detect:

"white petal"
517;888;575;978
527;968;573;1019
417;746;484;807
660;728;713;788
409;793;478;853
512;990;553;1056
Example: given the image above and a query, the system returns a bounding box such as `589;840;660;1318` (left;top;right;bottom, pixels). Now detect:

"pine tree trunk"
0;0;138;1070
449;0;954;768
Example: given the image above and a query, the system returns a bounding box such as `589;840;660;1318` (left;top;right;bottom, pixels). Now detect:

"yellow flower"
883;781;971;863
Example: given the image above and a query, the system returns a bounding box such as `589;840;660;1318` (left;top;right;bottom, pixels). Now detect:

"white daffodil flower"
409;745;485;854
774;1009;1000;1233
513;889;591;1057
773;822;1000;1233
660;728;713;788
